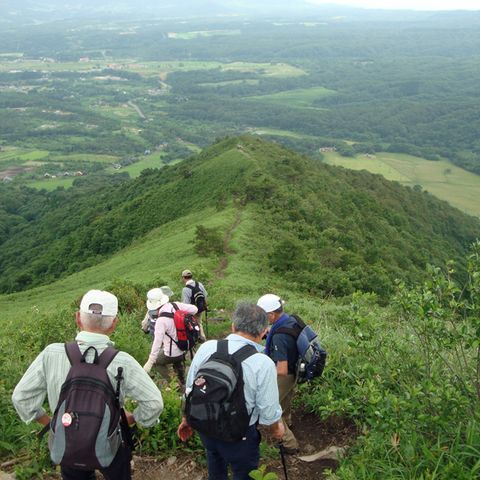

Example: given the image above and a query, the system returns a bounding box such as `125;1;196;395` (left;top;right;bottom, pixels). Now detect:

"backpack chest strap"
64;342;119;368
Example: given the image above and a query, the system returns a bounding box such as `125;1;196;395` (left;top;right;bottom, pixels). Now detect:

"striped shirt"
181;279;208;305
186;333;282;426
12;331;163;427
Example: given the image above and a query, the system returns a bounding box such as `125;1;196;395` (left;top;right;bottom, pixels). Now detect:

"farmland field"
246;86;335;108
323;151;480;217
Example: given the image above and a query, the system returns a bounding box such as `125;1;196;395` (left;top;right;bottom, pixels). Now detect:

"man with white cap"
143;288;198;390
257;293;299;454
12;289;164;480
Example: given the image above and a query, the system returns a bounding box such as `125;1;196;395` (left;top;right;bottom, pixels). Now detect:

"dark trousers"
199;425;260;480
61;444;132;480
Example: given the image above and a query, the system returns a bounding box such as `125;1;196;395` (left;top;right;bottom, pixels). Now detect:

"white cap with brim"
80;290;118;316
181;269;192;277
257;294;284;313
146;288;169;310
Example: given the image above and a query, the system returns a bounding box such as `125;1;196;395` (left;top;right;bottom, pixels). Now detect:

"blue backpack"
276;315;327;383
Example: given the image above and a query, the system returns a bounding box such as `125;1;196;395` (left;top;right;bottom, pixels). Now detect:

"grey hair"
232;302;268;337
79;311;116;332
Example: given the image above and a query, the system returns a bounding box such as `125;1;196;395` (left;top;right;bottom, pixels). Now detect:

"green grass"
0;206;242;321
48;153;119;164
28;177;75;190
323;151;480;217
246;86;335;108
199;79;260;87
107;152;166;177
248;127;316;139
0;148;49;163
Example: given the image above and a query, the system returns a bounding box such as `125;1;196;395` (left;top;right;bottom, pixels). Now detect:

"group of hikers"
12;269;325;480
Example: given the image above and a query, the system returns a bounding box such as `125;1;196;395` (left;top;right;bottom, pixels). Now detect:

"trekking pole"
278;442;289;480
204;308;209;338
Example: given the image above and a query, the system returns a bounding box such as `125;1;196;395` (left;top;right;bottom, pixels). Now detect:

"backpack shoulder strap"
65;342;83;366
232;344;257;364
290;314;306;329
160;304;176;319
216;339;229;357
275;315;304;339
98;346;119;369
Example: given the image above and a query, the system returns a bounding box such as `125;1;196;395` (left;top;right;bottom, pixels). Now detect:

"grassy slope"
323;151;480;217
0;206;240;321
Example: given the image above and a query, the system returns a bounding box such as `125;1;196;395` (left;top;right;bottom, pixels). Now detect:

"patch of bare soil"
264;411;357;480
1;412;355;479
132;455;205;480
131;411;357;480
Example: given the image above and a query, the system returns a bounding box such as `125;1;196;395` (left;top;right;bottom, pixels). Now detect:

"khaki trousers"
154;350;185;390
278;374;298;449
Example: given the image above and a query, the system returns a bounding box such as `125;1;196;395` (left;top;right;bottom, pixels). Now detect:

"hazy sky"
307;0;479;10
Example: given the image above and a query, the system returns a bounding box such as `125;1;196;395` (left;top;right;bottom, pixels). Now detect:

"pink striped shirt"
147;302;198;362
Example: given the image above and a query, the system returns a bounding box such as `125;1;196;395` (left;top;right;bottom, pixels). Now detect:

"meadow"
323;151;480;217
246;86;335;108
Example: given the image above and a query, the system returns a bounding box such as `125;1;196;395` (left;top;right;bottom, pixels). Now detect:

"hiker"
177;302;285;480
181;269;207;341
257;293;300;454
141;285;175;335
142;288;198;390
11;289;164;480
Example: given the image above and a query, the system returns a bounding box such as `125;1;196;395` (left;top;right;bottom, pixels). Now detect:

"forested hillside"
1;136;479;297
0;12;479;178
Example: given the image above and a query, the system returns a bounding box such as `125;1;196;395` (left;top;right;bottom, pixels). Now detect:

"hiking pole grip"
277;442;289;480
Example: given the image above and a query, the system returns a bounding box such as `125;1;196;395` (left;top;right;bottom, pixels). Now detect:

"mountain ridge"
1;135;479;301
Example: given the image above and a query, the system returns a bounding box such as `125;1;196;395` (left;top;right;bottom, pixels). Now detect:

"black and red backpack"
163;302;200;354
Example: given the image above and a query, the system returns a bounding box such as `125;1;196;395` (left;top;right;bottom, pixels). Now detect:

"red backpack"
164;302;200;353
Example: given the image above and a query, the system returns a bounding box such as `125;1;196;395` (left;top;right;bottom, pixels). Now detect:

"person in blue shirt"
257;293;300;454
177;302;284;480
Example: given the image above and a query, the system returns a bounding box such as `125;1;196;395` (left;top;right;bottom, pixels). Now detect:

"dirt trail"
129;410;356;480
213;207;243;280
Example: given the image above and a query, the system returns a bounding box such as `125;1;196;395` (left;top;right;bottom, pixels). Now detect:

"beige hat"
146;288;169;310
160;285;174;297
181;269;192;277
80;290;118;316
257;294;284;313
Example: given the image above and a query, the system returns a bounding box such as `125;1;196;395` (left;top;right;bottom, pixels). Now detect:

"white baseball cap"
146;288;169;310
80;290;118;316
257;294;284;313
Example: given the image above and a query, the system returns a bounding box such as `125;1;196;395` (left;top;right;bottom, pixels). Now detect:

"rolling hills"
1;135;479;301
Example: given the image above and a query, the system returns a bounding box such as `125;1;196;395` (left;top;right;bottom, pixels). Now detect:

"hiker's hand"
143;359;154;373
177;417;193;442
270;420;285;441
124;411;135;426
37;414;51;426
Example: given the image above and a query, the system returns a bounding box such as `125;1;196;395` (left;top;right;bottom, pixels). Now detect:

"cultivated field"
323;151;480;217
246;86;335;108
